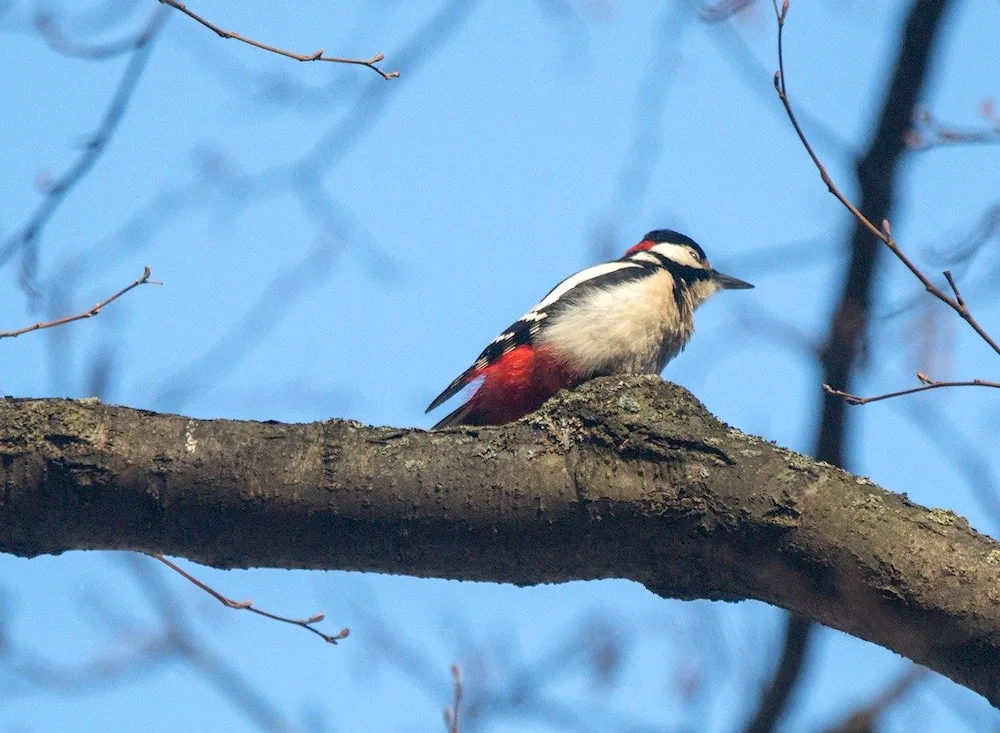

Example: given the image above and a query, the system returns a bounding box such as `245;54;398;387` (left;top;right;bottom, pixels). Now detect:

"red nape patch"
624;239;655;256
461;345;581;426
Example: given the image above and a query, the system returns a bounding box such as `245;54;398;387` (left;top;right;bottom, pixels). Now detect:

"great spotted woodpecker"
426;229;752;428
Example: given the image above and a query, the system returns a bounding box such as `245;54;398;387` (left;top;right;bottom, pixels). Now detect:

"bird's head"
626;229;753;305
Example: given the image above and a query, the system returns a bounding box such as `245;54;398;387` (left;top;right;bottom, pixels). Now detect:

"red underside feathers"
454;345;580;426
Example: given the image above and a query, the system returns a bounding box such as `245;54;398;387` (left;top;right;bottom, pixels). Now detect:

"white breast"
537;270;696;376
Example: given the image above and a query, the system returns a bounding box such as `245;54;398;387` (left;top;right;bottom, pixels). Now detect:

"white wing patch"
520;311;548;322
532;261;643;312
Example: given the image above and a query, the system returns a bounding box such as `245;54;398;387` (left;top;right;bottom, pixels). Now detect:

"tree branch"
743;614;814;733
824;666;928;733
158;0;399;80
772;0;996;391
756;0;957;725
0;9;168;292
0;377;998;705
34;8;167;61
0;267;157;339
149;553;349;644
824;375;1000;405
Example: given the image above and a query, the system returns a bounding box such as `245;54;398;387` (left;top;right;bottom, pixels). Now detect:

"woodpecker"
426;229;753;429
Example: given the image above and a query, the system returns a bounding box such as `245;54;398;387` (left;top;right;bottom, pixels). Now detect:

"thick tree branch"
0;376;998;705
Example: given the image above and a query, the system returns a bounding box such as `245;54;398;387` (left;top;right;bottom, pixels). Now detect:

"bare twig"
43;0;471;414
824;374;1000;406
4;633;174;694
770;1;1000;357
609;3;693;222
152;242;337;411
743;614;813;733
123;555;296;731
706;18;854;158
760;2;953;727
897;399;1000;529
942;270;965;307
0;8;168;291
368;605;653;732
0;267;158;339
35;8;165;60
158;0;399;80
700;0;757;23
443;664;463;733
736;301;821;356
824;666;928;732
3;556;296;731
149;553;349;645
907;106;1000;151
926;203;1000;270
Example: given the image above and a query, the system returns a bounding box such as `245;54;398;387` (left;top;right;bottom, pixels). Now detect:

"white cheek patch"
532;262;643;311
650;243;706;269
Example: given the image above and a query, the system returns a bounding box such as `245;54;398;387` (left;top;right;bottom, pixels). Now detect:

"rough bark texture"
1;376;998;705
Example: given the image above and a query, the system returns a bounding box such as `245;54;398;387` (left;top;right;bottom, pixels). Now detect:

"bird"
426;229;753;429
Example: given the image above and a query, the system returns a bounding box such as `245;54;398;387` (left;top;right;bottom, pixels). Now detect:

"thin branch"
123;555;296;731
907;106;1000;151
927;203;1000;270
766;1;955;725
736;301;821;357
706;17;854;157
0;266;158;339
2;555;295;731
895;398;1000;536
824;374;1000;406
824;666;928;733
34;8;165;60
149;553;349;645
151;241;337;411
743;614;814;733
700;0;757;23
770;1;1000;358
4;633;174;695
443;664;463;733
943;270;965;307
0;8;168;290
608;3;694;221
158;0;398;80
909;127;1000;150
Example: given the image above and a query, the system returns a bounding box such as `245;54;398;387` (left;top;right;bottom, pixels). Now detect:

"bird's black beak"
712;270;754;290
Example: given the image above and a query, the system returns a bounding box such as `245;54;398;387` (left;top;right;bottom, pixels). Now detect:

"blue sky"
2;1;999;730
